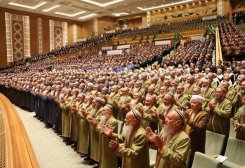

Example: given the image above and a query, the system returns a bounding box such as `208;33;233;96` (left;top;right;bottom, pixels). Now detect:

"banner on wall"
117;45;130;49
191;36;205;41
76;38;87;42
105;30;116;34
107;50;122;55
102;46;113;50
155;40;171;45
202;15;217;20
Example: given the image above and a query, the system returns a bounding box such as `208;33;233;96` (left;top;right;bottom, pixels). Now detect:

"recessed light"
8;1;47;9
42;5;60;12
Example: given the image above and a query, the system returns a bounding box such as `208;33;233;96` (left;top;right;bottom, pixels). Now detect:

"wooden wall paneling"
29;16;37;56
0;11;7;66
42;19;50;53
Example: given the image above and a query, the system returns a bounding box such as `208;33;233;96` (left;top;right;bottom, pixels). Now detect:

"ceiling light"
112;12;129;17
8;1;47;9
78;13;97;20
137;0;194;11
80;0;123;7
55;11;86;17
42;5;60;12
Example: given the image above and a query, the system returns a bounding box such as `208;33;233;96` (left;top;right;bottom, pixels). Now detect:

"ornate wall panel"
50;20;67;49
5;13;13;63
5;12;30;62
49;20;54;50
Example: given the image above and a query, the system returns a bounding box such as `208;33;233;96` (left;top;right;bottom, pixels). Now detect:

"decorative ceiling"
0;0;199;21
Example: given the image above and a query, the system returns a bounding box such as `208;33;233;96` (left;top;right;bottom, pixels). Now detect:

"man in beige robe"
205;87;232;137
107;109;150;168
146;109;190;168
84;97;105;165
76;96;93;156
98;104;118;168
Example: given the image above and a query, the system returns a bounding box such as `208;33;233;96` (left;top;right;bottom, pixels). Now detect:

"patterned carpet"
15;106;93;168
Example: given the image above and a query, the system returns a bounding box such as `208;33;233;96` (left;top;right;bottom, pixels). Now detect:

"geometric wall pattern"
5;13;30;62
5;12;30;63
49;20;68;50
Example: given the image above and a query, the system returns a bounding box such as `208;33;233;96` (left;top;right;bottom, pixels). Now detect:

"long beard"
99;115;107;125
122;124;134;140
201;87;207;93
174;93;180;100
131;99;139;104
90;108;97;116
160;125;174;144
163;104;171;111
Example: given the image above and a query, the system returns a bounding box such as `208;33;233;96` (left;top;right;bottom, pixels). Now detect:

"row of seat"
192;152;240;168
117;119;245;167
204;130;245;166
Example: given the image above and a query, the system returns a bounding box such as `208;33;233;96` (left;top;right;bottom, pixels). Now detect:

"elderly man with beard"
184;95;209;168
107;85;120;108
129;92;143;110
115;87;132;121
205;87;232;137
97;104;118;168
233;95;245;140
184;75;196;95
105;109;150;168
174;85;190;110
157;93;178;126
200;78;215;108
77;96;93;157
146;109;190;168
69;93;85;147
141;96;158;130
84;97;105;166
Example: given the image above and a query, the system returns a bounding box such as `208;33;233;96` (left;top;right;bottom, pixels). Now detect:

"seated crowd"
114;16;226;40
220;21;245;61
164;37;215;69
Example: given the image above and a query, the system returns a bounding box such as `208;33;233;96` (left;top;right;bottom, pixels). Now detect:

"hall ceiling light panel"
8;1;47;9
78;13;97;20
42;5;60;12
137;0;194;11
80;0;123;7
112;12;129;16
55;11;86;17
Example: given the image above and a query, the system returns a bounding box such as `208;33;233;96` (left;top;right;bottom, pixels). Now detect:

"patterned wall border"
49;20;54;50
37;18;43;54
23;16;30;58
5;13;13;63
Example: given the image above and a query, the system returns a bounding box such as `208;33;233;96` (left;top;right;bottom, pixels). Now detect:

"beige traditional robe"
117;126;150;168
175;94;190;110
61;96;75;138
155;131;190;168
116;95;132;121
88;107;103;162
202;87;215;109
206;98;232;136
76;105;93;154
233;106;245;140
141;105;158;130
70;101;81;142
98;117;118;168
